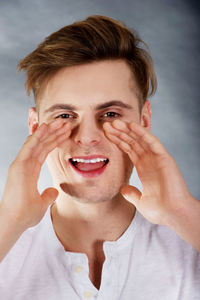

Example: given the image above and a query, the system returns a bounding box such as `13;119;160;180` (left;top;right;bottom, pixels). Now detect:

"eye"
55;113;75;119
103;111;121;118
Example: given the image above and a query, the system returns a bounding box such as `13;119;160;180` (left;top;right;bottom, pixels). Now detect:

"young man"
0;15;199;299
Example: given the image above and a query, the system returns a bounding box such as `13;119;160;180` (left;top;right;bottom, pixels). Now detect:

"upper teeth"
71;158;107;163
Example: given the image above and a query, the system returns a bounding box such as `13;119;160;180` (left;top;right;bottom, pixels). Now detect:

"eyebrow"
44;100;134;114
44;103;76;114
95;100;133;110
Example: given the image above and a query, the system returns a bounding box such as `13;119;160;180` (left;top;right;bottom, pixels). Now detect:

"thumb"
121;185;142;207
41;187;58;206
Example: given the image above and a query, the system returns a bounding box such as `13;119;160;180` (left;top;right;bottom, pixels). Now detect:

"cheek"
46;150;57;171
46;143;72;173
46;148;63;170
111;146;133;171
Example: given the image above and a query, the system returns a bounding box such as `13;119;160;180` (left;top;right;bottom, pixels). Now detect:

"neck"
50;192;135;253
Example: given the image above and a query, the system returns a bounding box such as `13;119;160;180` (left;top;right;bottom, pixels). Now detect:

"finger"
104;122;145;157
40;127;71;155
41;187;58;206
111;120;149;152
17;123;48;161
121;185;142;207
110;120;139;140
129;121;166;155
33;120;70;147
55;121;71;136
40;118;67;141
22;118;63;151
38;121;71;146
31;118;64;144
104;121;139;142
33;124;72;164
105;132;140;165
18;121;71;164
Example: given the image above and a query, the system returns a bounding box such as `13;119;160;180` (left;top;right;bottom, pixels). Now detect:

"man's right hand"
0;118;71;230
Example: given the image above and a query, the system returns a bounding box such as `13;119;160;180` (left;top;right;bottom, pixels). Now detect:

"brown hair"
18;15;157;113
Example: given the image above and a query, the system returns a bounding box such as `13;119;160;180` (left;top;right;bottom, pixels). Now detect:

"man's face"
35;59;148;204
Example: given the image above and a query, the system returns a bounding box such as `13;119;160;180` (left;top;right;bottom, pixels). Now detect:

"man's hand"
0;118;71;230
103;119;200;252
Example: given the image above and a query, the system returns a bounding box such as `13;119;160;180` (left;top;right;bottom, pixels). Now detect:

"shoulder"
0;207;50;279
134;210;200;263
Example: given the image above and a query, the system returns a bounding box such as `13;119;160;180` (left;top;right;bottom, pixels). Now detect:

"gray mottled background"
0;0;199;198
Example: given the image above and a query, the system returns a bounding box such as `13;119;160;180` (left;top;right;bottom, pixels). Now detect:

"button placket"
69;254;98;299
96;245;119;300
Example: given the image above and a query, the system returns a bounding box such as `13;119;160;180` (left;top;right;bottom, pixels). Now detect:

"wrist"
165;194;200;236
0;201;28;233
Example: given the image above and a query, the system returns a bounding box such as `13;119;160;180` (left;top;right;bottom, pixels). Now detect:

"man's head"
18;15;156;204
18;15;157;115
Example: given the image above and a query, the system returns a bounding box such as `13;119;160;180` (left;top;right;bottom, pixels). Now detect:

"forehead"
39;59;140;111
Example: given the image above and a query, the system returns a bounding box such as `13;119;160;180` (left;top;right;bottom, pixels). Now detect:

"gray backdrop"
0;0;199;199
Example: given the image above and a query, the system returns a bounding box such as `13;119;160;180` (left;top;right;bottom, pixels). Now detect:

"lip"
69;154;109;178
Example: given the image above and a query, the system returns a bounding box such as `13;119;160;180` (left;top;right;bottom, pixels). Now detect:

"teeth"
71;158;107;163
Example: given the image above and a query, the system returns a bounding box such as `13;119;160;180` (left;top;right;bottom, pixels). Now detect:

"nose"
73;117;102;147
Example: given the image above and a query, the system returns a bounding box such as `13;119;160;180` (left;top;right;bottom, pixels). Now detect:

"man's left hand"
103;120;200;252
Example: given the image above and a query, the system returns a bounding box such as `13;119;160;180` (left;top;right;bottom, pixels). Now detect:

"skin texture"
30;60;151;225
28;60;200;254
1;59;199;288
28;59;153;288
30;59;200;255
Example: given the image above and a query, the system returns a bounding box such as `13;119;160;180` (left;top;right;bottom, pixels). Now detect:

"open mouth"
69;156;109;178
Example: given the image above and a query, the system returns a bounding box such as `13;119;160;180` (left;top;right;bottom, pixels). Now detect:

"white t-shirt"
0;205;200;300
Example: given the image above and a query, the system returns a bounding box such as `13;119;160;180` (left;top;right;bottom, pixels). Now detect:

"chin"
59;180;122;204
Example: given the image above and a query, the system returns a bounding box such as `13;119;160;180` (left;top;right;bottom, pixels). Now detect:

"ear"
140;100;152;132
28;107;38;135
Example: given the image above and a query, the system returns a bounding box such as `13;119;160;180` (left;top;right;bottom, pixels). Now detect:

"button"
74;265;83;273
83;290;93;298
